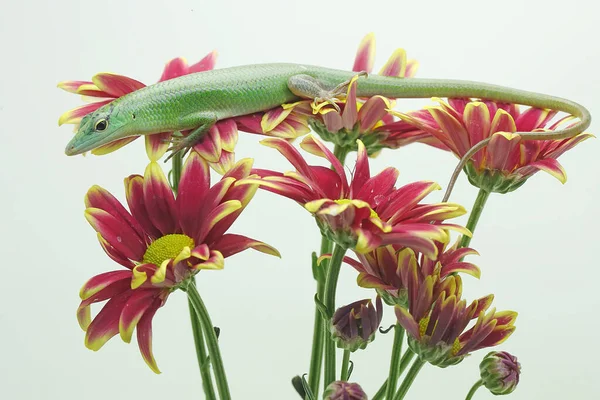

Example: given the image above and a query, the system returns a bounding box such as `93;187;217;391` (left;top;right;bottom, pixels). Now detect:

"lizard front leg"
165;112;218;162
288;73;367;113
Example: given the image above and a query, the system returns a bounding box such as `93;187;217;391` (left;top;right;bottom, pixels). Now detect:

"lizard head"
64;102;133;156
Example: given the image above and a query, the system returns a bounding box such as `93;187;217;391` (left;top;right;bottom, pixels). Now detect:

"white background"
1;0;599;399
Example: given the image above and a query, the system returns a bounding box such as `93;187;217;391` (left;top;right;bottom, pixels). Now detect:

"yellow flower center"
418;315;431;337
334;199;379;218
142;234;195;266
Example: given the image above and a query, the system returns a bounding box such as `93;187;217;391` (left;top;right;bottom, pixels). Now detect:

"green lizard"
62;63;591;199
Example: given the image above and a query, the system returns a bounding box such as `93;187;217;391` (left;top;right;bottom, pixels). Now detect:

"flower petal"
378;48;407;77
159;57;188;81
145;132;172;161
119;289;160;343
211;234;280;258
84;208;146;261
58;100;112;126
143;162;178;235
514;158;567;183
428;106;471;155
195;200;242;243
358;96;391;132
177;152;210;237
91;136;140;156
486;132;522;171
136;297;163;374
91;73;145;97
188;50;218;73
124;175;162;239
352;33;376;73
84;290;133;351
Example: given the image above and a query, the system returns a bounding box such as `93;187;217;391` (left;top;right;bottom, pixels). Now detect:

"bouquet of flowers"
57;33;592;399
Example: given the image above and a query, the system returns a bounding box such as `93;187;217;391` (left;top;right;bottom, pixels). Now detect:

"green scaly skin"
65;62;591;161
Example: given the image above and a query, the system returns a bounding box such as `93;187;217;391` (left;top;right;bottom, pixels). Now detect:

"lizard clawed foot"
310;71;368;114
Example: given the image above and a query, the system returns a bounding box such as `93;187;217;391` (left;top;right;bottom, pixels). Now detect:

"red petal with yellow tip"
487;132;521;171
353;33;376;73
57;80;93;94
395;306;420;339
58;100;112;126
136;297;163;374
215;119;238;152
177;152;210;237
490;109;517;134
124;175;162;239
378;49;407;77
212;233;280;258
188;50;218;73
323;111;343;133
77;277;131;331
143;162;178;235
515;158;567;183
195;200;242;244
92;136;139;156
119;289;160;343
194;127;222;163
159;57;188;82
79;270;132;301
97;233;135;268
462;102;491;166
85;185;146;240
358;96;390;132
84;290;133;351
210;151;236;175
91;73;145;97
262;138;318;183
380;181;440;223
356;167;399;204
342;80;358;130
404;59;419;78
428;107;471;155
223;158;253;180
85;208;146;261
515;108;553;131
145;132;172;161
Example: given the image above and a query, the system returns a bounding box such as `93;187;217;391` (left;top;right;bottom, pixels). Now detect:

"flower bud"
323;381;368;400
479;351;521;395
330;297;383;352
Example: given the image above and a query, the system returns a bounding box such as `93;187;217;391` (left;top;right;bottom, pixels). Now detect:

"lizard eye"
95;119;108;132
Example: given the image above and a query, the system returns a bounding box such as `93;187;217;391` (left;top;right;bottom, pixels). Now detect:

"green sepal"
464;162;528;194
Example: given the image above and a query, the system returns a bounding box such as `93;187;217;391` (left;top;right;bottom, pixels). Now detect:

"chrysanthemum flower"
76;152;279;373
480;351;521;395
391;98;593;193
323;381;368;400
308;33;424;156
249;134;469;256
343;240;480;306
58;52;311;173
330;296;383;352
393;245;516;367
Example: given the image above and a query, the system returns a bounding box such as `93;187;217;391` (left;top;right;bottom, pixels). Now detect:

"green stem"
340;350;351;381
393;358;425;400
307;236;333;398
459;188;490;249
384;324;405;400
188;280;217;400
187;283;231;400
333;144;349;165
465;380;484;400
322;244;347;389
372;348;415;400
170;151;183;194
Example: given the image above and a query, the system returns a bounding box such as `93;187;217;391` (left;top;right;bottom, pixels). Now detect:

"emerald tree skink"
64;63;591;156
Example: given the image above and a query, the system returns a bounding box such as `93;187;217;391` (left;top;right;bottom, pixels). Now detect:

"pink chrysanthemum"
249;135;469;256
77;152;279;372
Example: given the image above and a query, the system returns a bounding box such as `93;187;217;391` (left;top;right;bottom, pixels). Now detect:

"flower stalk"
323;244;348;389
393;357;425;400
372;349;416;400
385;323;405;400
186;282;231;400
307;236;333;398
341;350;351;381
188;280;217;400
465;379;484;400
459;188;491;248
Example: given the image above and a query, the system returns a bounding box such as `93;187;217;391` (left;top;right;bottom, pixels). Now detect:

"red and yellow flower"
343;241;480;306
391;98;593;193
76;152;279;373
390;242;516;367
309;33;425;156
249;135;469;256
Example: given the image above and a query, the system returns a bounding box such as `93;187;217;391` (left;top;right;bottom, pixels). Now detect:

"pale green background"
1;0;598;398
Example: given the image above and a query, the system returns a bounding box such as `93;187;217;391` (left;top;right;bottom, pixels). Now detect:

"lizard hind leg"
288;72;368;114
